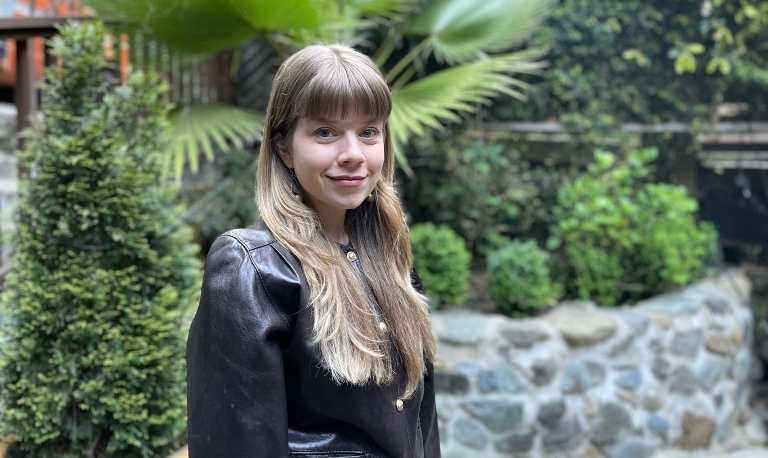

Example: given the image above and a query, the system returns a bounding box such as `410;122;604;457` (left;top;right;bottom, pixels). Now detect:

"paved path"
167;446;187;458
653;447;768;458
167;445;768;458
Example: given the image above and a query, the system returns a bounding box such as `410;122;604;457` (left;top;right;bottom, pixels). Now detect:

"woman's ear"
273;133;293;168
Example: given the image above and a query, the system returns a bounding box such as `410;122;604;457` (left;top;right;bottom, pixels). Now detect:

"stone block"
615;367;642;391
531;357;558;386
698;355;729;391
705;332;734;355
500;321;549;348
642;394;663;412
647;414;669;438
671;329;703;357
590;403;632;445
651;358;671;380
435;371;470;395
439;313;487;346
603;438;655;458
462;399;524;433
669;365;699;395
542;307;617;347
478;367;527;393
494;430;535;453
562;360;606;394
537;399;566;428
543;416;584;452
453;418;489;449
677;411;715;450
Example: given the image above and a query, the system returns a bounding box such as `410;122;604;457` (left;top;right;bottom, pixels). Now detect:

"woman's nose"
338;133;365;163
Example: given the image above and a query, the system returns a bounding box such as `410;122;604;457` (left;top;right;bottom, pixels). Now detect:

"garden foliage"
410;222;471;308
485;239;555;317
0;22;201;457
486;0;768;142
180;150;259;255
548;147;717;305
400;136;572;257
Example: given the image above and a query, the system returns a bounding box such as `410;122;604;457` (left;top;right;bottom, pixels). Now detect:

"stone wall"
432;270;755;458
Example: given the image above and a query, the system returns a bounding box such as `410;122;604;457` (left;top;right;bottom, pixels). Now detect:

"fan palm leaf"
406;0;552;64
278;0;415;47
167;104;263;179
390;49;546;151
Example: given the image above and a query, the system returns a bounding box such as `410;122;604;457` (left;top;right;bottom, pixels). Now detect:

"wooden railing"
0;0;92;138
127;39;233;106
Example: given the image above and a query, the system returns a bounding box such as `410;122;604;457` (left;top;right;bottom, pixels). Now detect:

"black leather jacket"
186;228;441;458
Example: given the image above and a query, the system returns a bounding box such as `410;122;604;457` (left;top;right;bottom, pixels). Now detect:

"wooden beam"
0;17;88;40
478;121;768;136
15;38;31;152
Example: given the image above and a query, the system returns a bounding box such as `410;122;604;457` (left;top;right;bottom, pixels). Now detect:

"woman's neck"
320;216;349;245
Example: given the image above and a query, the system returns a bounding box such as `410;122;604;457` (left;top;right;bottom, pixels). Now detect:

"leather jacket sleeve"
186;232;299;458
412;267;441;457
420;358;441;457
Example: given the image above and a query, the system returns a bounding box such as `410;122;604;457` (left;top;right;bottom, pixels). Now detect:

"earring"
366;190;376;203
288;168;302;201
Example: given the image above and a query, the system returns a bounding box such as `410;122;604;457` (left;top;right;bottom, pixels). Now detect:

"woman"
186;44;441;458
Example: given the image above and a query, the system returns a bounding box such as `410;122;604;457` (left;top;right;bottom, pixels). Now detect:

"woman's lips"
329;175;365;187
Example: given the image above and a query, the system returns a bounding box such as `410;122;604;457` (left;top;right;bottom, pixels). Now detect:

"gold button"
378;322;387;333
346;251;357;262
395;399;404;412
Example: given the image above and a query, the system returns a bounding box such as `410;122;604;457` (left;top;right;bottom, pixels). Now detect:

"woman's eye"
361;128;379;139
316;127;333;138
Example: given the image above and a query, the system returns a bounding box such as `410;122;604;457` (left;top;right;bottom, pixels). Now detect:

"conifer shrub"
0;22;201;457
486;239;555;317
548;148;717;305
410;222;472;308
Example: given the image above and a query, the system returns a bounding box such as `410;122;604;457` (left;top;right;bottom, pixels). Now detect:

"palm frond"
348;0;417;16
406;0;552;64
389;50;546;148
168;104;264;179
86;0;320;55
276;0;410;47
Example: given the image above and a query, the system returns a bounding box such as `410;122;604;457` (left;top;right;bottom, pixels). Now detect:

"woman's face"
278;115;385;226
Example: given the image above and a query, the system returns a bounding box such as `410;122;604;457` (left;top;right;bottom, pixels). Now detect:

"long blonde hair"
256;44;435;398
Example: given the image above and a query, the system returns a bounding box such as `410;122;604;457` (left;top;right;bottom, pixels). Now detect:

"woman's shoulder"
218;226;277;251
209;224;300;273
204;224;305;320
209;221;285;256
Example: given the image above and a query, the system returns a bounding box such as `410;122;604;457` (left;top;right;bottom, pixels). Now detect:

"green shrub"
0;22;201;457
486;239;554;317
410;223;472;308
548;147;717;305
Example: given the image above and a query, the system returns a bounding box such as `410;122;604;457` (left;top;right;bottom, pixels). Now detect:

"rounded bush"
410;223;472;308
486;239;554;317
549;148;718;305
